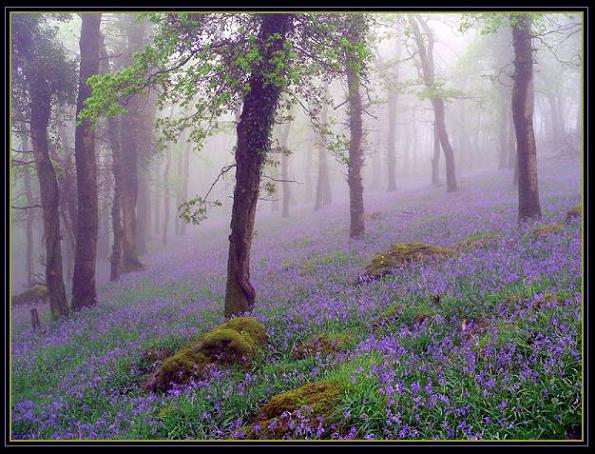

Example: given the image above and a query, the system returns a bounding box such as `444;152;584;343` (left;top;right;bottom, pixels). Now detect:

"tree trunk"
314;104;332;211
386;27;401;192
23;160;35;288
346;16;366;238
119;17;146;273
224;14;292;318
162;149;171;245
410;15;457;192
512;14;541;222
137;170;150;255
304;129;313;203
29;79;69;318
280;121;292;218
71;13;101;311
498;90;509;169
432;121;440;184
180;141;191;235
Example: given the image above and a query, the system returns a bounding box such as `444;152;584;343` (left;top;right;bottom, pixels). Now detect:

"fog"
11;12;582;292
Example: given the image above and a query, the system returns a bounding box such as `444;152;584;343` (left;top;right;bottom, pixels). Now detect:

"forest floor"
11;158;583;441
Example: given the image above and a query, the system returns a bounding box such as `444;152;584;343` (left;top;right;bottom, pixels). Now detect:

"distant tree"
409;15;458;192
72;13;102;311
314;102;332;211
11;13;76;318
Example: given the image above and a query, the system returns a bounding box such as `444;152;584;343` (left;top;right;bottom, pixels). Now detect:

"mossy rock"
530;223;564;239
565;204;581;223
457;231;501;252
291;335;350;360
220;316;268;347
12;285;49;306
144;317;267;392
243;381;344;439
138;347;175;374
362;242;456;281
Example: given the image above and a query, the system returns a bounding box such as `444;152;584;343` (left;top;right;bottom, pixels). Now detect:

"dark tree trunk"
512;14;541;221
224;14;292;318
314;104;332;211
108;116;123;281
71;13;101;311
29;80;69;318
346;15;366;238
137;171;150;254
410;16;457;192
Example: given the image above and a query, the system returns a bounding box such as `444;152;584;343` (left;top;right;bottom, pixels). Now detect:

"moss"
530;223;564;239
244;381;344;439
220;316;268;347
363;242;456;279
458;231;501;252
291;335;349;360
145;317;267;392
565;203;581;223
12;285;49;306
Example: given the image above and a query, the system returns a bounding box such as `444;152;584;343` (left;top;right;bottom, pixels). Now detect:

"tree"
82;13;366;318
511;14;541;221
12;13;76;318
71;13;102;311
345;14;367;238
409;15;458;192
314;102;332;211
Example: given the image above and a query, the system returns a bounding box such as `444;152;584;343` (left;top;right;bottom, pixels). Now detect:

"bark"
119;17;146;273
71;13;101;311
304;128;313;203
314;104;332;211
224;14;292;318
512;14;541;221
410;16;457;192
346;16;366;238
29;79;69;318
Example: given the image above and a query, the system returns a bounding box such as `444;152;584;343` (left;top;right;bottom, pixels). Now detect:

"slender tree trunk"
432;121;440;184
280;121;292;218
346;16;366;238
410;15;457;192
304;129;313;203
137;171;150;254
386;28;401;192
29;80;69;318
512;14;541;222
314;104;332;211
162;149;171;245
23;160;35;288
180;141;191;235
153;164;161;237
224;14;291;318
71;13;101;311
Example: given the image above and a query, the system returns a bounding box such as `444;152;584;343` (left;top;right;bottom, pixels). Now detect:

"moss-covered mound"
565;203;581;223
144;317;267;392
12;285;49;306
530;223;564;239
361;242;456;281
457;231;501;252
243;381;344;439
291;335;349;360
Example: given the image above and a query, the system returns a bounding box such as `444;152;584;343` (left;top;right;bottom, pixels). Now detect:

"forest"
9;10;584;442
